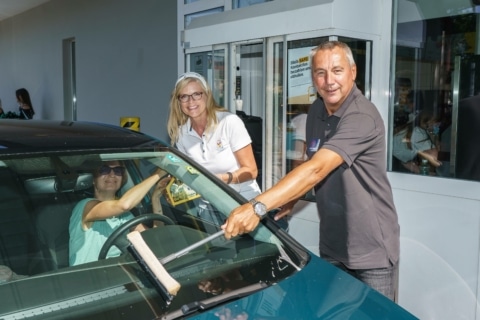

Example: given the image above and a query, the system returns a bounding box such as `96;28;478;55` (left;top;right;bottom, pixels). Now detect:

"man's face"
311;47;357;113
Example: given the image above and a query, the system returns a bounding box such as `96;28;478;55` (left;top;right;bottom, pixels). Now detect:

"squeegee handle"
159;229;225;265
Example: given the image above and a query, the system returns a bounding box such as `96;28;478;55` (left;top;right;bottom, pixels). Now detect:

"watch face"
249;199;267;218
254;202;267;217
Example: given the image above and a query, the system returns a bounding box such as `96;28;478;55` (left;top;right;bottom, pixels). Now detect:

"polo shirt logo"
308;138;321;152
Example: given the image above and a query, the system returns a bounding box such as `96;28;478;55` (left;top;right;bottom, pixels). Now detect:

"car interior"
0;152;301;288
0;159;95;275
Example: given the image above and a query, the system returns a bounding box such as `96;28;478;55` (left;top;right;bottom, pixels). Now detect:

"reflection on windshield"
198;268;249;295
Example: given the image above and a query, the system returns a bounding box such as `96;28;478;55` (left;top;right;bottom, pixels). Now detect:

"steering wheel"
98;213;175;260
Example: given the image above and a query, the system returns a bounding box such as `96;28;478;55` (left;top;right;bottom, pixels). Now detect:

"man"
222;41;400;301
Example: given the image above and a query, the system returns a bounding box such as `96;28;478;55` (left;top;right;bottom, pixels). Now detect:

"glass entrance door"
186;45;227;106
230;41;265;188
265;36;373;192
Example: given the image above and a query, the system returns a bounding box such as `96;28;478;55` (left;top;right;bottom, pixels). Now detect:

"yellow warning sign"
120;117;140;131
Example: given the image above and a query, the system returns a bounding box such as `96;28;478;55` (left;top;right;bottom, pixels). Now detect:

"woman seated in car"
69;161;169;266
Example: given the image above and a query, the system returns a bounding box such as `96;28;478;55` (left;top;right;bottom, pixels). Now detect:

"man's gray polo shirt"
305;86;400;269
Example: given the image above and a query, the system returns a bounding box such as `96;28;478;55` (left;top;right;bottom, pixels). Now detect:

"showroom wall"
0;0;176;142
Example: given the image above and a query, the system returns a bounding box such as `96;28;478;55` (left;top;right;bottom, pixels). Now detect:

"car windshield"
0;147;308;319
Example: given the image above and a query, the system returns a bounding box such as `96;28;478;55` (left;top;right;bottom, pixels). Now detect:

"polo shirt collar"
332;84;360;118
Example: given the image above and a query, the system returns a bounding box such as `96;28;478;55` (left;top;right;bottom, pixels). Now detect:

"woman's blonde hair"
167;72;226;145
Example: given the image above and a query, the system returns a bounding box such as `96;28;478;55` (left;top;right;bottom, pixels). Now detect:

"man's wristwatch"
249;198;267;220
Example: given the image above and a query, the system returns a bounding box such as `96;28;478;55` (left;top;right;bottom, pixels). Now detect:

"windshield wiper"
160;282;268;319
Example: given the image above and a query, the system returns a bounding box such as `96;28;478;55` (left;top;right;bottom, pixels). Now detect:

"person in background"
223;41;400;301
0;88;35;119
288;110;308;169
393;77;414;125
15;88;35;119
69;161;170;266
167;72;261;200
392;110;441;174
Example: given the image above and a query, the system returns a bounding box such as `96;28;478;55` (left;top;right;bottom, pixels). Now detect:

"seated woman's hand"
151;172;172;216
156;174;171;189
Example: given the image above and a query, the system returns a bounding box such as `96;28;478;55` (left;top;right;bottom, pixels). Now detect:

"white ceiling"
0;0;51;22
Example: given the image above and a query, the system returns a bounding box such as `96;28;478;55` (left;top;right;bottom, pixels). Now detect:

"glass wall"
391;0;480;182
187;47;227;106
185;8;223;28
267;41;284;188
232;0;274;9
277;36;371;181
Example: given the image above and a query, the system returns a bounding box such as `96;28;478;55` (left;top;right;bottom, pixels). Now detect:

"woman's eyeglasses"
178;92;203;103
98;165;125;176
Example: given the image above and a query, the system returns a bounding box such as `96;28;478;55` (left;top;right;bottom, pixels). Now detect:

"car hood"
185;253;417;319
0;252;416;319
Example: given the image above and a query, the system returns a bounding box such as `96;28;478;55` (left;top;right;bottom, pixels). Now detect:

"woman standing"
167;72;261;200
16;88;35;119
0;88;35;119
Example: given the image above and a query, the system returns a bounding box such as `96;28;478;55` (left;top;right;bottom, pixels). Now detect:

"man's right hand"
222;203;261;239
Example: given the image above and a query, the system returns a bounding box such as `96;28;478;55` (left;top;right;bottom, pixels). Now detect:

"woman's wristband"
226;172;233;184
234;172;239;183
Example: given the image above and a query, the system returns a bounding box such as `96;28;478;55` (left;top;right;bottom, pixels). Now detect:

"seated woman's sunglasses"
98;165;125;176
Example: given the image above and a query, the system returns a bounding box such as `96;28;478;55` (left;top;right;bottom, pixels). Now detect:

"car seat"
30;173;93;270
0;168;38;276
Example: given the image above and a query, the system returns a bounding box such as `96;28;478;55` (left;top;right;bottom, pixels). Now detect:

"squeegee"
127;229;226;304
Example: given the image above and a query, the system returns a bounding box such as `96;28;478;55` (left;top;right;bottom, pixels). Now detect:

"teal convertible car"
0;120;416;319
